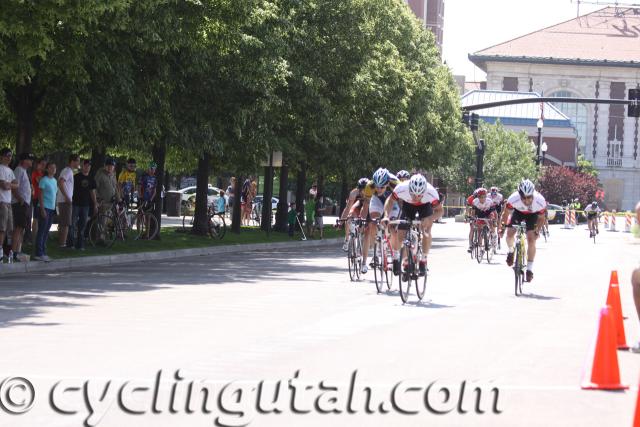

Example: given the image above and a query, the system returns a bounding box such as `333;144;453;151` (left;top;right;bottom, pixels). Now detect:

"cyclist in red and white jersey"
340;177;368;251
382;174;442;276
499;179;547;282
466;188;495;253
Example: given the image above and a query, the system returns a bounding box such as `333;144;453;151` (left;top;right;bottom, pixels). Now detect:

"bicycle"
89;201;132;248
511;221;528;296
342;217;365;282
182;203;226;240
390;218;427;303
587;213;599;243
371;219;394;293
472;217;496;264
134;201;159;240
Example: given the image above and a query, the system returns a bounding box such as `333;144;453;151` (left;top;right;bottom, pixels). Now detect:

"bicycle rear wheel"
383;239;393;291
484;228;494;263
373;239;384;293
347;237;357;281
136;212;159;240
89;214;117;248
415;248;427;301
398;245;412;303
208;215;226;239
475;228;484;263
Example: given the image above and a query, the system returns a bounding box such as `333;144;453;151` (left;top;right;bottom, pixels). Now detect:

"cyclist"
466;188;495;253
382;174;442;276
118;158;137;209
340;177;368;251
360;168;399;274
499;179;547;283
584;201;601;237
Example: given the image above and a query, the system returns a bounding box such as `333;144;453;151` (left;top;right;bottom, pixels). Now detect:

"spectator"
0;148;18;261
34;162;57;262
95;157;120;215
139;162;158;208
305;187;316;238
631;201;640;353
241;177;251;225
226;177;236;209
30;158;46;239
216;190;225;215
288;202;297;237
314;192;325;239
57;154;80;248
71;160;97;250
118;158;137;208
11;152;35;261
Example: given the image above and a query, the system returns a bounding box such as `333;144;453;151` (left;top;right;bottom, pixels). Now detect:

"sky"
442;0;607;80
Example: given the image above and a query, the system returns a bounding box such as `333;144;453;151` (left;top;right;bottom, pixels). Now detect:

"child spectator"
287;202;297;237
216;190;225;215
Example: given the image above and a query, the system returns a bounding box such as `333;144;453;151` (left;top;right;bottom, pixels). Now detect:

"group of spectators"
287;184;325;239
0;149;158;263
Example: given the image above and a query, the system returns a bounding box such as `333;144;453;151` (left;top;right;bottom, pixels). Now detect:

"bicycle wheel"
182;214;192;230
469;228;476;259
415;247;427;301
89;214;117;248
485;228;494;263
355;233;363;280
514;243;523;296
347;237;357;282
475;228;484;264
398;245;412;303
208;215;226;240
136;212;159;240
373;239;384;293
383;239;393;291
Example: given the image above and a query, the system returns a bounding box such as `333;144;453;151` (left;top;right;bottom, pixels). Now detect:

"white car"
254;195;279;210
178;185;221;206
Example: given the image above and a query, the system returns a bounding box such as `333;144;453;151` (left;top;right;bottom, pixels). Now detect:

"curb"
0;238;341;277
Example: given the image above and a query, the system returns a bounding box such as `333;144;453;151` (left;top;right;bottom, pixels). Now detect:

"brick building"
405;0;445;54
469;7;640;210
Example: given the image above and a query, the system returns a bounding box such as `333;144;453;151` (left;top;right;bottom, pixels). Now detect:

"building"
461;90;578;166
405;0;445;54
469;7;640;210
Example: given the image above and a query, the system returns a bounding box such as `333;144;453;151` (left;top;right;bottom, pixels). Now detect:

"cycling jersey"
363;174;399;199
505;191;547;214
118;170;137;196
584;203;601;213
490;192;504;207
466;195;493;211
392;181;440;206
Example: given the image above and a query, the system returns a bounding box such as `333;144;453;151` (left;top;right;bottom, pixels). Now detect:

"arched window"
550;91;588;155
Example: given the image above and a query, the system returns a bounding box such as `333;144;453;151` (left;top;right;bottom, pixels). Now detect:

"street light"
536;118;544;167
541;141;548;165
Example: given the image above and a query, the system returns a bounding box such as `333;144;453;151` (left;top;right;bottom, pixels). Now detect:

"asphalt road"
0;220;638;427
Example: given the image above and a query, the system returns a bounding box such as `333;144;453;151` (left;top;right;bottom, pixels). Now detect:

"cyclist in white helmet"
499;179;547;282
359;168;399;274
382;174;442;276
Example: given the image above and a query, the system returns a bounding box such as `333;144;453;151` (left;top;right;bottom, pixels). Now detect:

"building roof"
460;90;573;128
469;7;640;71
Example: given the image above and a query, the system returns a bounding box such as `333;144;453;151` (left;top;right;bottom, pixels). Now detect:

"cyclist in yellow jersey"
360;168;399;274
118;158;137;207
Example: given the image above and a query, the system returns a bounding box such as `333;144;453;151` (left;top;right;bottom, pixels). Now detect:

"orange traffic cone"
581;306;629;390
606;271;630;349
634;377;640;427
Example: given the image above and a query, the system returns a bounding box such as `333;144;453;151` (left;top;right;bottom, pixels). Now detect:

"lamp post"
541;141;548;166
536;118;544;168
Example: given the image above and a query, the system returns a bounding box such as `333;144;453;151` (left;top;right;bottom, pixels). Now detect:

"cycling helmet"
476;187;487;196
148;161;158;169
357;178;368;190
490;186;499;193
518;179;535;197
408;174;427;197
372;168;390;187
396;170;410;180
592;201;598;208
105;157;116;166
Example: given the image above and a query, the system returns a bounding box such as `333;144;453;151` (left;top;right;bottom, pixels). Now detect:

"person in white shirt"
56;154;80;248
583;201;602;237
0;148;18;260
11;152;35;260
499;179;547;283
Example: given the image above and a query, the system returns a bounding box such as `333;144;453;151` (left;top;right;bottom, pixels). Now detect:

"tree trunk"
295;162;307;219
231;176;243;233
5;83;44;156
260;156;274;231
274;163;289;232
152;142;167;237
90;148;106;178
192;152;210;236
339;175;348;214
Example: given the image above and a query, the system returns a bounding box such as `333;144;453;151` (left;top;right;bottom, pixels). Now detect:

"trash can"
165;191;182;217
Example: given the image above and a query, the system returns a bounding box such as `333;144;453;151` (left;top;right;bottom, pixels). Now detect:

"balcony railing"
606;158;622;168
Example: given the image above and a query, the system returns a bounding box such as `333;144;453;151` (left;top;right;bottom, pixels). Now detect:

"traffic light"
470;113;480;131
629;88;639;118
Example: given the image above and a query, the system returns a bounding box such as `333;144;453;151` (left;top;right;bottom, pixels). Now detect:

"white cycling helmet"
518;179;535;197
372;168;390;187
396;170;410;180
408;174;427;197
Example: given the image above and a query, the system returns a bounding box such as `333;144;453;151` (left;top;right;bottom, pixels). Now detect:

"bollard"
564;209;571;229
571;210;577;228
625;212;632;233
611;210;617;232
604;212;609;230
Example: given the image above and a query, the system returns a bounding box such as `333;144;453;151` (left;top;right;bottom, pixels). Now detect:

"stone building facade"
406;0;445;54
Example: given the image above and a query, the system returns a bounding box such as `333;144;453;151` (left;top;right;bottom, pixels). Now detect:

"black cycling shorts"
508;210;539;231
473;207;493;219
399;203;434;229
587;212;598;219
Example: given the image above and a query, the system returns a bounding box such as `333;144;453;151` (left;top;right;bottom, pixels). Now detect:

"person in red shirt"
466;188;495;253
30;158;46;239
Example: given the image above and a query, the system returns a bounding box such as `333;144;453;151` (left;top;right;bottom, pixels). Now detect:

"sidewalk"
0;237;341;277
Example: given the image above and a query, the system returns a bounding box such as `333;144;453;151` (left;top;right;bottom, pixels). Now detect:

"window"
550;91;588;155
502;77;518;91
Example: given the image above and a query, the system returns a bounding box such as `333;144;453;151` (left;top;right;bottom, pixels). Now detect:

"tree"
437;121;536;195
538;166;600;206
576;154;598;178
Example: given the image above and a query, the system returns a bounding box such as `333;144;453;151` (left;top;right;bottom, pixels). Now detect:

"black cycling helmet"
592;201;598;207
357;178;368;190
127;158;136;164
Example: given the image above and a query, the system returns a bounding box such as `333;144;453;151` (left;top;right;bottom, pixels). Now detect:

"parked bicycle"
182;202;226;240
88;200;134;248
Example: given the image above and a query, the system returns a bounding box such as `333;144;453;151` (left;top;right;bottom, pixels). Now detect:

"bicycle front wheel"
484;228;494;263
383;239;393;291
475;228;484;264
89;214;117;248
347;237;357;282
514;244;523;296
136;212;159;240
373;239;384;293
208;215;226;240
415;249;427;301
398;245;412;303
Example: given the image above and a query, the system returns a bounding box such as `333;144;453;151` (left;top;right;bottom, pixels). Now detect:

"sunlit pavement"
0;219;638;427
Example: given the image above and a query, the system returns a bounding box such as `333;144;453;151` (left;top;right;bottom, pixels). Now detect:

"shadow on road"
519;293;560;301
0;247;345;329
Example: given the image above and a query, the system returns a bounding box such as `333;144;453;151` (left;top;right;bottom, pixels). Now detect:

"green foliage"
576;154;598;178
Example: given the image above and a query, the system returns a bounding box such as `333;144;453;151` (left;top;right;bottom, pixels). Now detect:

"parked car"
254;195;279;210
546;204;566;224
178;185;221;206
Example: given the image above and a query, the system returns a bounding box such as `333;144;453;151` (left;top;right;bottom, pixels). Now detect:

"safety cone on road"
607;270;628;322
581;306;629;390
634;376;640;427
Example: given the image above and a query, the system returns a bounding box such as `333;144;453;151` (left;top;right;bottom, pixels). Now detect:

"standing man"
11;152;35;260
118;158;137;209
71;160;98;250
139;162;158;209
0;148;18;260
95;157;120;216
57;154;80;248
